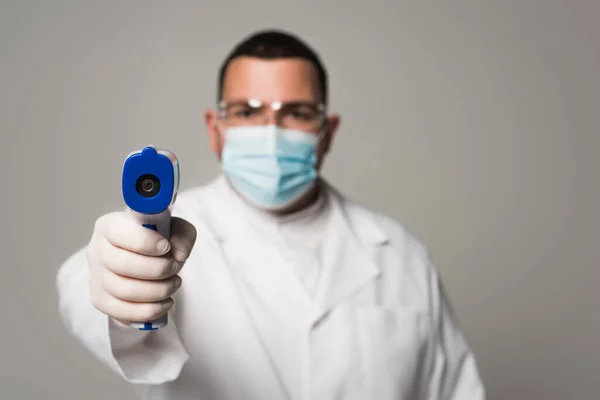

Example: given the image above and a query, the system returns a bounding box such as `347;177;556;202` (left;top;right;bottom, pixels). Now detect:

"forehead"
221;57;321;103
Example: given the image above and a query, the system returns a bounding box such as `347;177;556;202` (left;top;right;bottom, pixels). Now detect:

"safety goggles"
217;98;327;133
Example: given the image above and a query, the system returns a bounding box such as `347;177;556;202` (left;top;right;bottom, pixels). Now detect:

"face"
205;56;340;171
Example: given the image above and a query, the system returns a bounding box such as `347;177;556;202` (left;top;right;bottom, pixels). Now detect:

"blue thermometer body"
122;145;180;330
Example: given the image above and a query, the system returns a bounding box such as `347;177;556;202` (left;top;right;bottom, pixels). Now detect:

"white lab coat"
56;175;485;400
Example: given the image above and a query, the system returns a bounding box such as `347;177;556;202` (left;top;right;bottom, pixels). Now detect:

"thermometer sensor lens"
136;174;161;198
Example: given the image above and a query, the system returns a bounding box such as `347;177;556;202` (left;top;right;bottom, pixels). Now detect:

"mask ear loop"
214;106;230;147
214;108;232;164
310;113;330;178
313;110;330;147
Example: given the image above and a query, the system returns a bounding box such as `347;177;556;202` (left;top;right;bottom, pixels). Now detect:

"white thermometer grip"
126;208;172;330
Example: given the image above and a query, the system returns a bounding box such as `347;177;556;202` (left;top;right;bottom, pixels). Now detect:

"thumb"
169;217;197;263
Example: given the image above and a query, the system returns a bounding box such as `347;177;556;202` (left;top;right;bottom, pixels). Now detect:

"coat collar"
312;180;389;314
321;180;389;247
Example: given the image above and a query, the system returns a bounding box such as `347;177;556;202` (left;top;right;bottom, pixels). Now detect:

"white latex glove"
85;211;197;324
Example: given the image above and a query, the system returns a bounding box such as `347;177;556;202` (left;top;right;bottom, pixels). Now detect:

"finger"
100;239;179;280
100;212;171;256
93;292;174;323
169;217;197;263
103;269;182;303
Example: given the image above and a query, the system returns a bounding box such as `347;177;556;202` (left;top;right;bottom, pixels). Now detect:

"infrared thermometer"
122;145;180;330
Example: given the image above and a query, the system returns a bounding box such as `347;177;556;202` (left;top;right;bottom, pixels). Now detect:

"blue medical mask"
220;125;320;210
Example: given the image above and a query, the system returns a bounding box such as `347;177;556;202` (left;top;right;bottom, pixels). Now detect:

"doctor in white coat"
56;29;485;400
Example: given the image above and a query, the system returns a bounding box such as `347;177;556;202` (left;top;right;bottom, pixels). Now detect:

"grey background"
1;1;598;399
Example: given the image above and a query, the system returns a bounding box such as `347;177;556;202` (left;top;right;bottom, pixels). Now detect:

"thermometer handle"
126;208;172;330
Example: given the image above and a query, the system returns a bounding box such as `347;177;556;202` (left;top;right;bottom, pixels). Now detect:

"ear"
205;109;220;154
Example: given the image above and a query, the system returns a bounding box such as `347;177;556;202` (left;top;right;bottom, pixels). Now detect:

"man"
56;30;485;400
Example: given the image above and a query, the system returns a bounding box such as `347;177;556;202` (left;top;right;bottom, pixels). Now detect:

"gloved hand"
85;211;197;324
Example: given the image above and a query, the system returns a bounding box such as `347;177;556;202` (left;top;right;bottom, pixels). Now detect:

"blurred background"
1;1;598;399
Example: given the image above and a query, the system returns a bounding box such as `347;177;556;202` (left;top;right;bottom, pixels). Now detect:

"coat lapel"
313;184;390;319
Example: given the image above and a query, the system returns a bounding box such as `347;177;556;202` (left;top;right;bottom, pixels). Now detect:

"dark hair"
217;29;328;104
